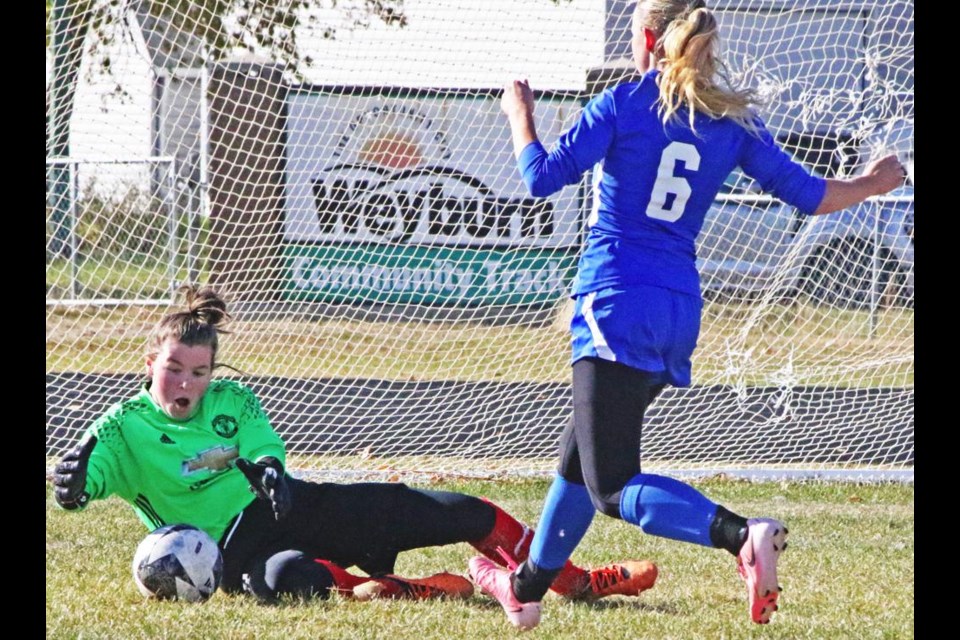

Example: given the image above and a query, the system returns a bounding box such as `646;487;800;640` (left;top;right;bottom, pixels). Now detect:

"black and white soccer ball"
132;524;223;602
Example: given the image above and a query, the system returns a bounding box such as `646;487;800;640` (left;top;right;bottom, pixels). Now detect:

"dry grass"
47;300;913;386
46;477;914;640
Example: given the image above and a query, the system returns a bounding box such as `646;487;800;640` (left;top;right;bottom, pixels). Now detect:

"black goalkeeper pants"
218;479;494;597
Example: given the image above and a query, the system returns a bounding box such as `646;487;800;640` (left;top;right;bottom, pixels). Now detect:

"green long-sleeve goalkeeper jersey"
79;379;287;542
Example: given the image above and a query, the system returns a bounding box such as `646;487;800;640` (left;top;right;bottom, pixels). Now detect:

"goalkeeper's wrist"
55;491;90;511
257;456;285;475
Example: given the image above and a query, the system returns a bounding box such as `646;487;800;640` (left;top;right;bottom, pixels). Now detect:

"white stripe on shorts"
582;291;616;362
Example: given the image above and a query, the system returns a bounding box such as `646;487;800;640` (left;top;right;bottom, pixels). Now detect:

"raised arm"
501;79;539;159
814;154;907;215
501;80;616;198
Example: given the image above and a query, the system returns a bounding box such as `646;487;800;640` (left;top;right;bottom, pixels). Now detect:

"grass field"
46;477;914;639
47;299;913;387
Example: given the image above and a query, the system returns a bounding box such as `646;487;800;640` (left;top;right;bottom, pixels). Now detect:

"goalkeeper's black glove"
235;457;292;521
53;435;98;510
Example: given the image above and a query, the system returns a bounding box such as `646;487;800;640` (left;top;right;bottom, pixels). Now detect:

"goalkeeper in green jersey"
52;285;658;603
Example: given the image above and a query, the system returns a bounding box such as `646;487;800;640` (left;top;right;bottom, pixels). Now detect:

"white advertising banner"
283;90;583;248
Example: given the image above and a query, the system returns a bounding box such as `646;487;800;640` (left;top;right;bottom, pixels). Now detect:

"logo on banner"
313;102;554;245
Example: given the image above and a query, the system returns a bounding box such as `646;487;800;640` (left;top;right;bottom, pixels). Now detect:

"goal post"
46;0;913;482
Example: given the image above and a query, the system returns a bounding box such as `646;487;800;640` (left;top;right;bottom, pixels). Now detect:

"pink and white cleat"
468;556;541;631
737;518;788;624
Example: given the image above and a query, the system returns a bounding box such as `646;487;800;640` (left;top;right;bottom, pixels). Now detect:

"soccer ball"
132;524;223;602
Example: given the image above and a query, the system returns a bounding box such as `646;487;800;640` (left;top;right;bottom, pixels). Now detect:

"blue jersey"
519;69;826;297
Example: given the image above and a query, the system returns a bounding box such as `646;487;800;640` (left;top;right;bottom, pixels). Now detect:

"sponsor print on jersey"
181;445;239;476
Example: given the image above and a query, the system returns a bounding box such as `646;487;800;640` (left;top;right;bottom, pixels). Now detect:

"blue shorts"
570;285;702;387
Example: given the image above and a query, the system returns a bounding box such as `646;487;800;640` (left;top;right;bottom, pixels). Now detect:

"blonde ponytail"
640;1;759;133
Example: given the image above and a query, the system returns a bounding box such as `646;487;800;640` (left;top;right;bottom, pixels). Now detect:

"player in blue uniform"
468;0;908;629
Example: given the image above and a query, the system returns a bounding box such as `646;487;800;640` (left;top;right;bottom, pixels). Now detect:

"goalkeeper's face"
146;338;214;420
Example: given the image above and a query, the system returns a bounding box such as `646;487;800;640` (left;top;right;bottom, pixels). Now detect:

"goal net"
46;0;913;482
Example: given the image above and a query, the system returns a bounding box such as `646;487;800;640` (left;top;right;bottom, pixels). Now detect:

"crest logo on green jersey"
182;444;239;475
212;414;239;438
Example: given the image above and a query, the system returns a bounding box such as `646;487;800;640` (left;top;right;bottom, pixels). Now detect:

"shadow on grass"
468;595;680;616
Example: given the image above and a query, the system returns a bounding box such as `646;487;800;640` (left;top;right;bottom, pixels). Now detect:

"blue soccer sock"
619;473;719;547
528;475;596;570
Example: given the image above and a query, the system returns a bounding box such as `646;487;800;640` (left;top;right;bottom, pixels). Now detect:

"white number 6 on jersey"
646;141;700;222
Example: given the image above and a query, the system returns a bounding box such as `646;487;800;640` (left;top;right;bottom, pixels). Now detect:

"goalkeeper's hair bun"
184;285;231;330
147;284;232;364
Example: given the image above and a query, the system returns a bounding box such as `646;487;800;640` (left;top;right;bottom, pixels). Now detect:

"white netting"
46;0;913;481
